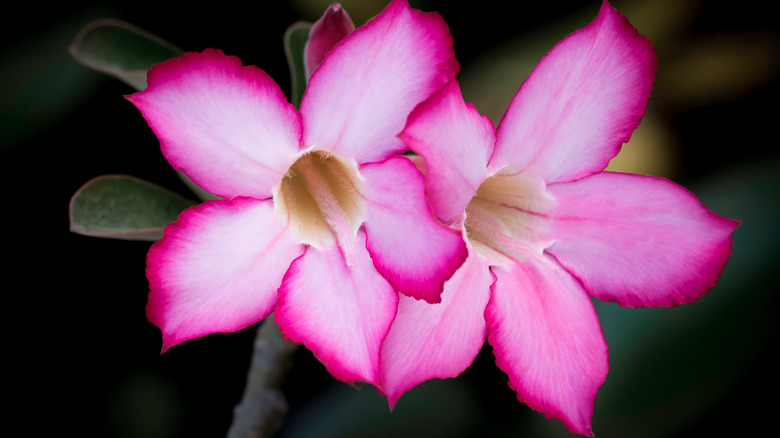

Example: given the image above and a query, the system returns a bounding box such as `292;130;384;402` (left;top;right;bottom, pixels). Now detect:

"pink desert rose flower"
383;1;740;435
127;0;466;387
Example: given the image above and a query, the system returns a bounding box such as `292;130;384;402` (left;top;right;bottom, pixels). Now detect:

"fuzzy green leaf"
69;19;183;91
70;175;196;241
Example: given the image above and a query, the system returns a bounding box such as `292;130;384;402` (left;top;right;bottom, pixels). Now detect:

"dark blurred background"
3;1;777;437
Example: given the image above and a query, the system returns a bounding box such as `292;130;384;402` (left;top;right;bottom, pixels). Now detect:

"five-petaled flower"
127;0;467;387
380;1;740;435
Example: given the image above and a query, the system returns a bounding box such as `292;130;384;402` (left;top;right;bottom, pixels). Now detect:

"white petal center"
465;170;554;265
273;149;366;266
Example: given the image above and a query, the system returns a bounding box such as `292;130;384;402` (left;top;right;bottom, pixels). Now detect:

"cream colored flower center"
465;171;554;264
273;149;366;266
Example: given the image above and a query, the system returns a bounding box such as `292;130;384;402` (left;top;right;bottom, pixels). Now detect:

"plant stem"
227;314;298;438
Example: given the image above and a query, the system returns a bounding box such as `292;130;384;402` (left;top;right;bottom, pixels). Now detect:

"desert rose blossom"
127;0;466;387
381;1;740;435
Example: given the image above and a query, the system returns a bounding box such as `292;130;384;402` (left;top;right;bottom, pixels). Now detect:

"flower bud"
304;3;355;78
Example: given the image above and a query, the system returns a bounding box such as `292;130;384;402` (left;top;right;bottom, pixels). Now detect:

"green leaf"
70;175;196;241
69;19;184;91
177;171;219;202
284;21;312;109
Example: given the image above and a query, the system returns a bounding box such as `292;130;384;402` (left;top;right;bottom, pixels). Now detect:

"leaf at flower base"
284;21;313;109
70;175;196;241
177;170;219;202
69;19;183;91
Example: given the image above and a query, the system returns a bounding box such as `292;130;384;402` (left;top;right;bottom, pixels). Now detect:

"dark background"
4;1;778;437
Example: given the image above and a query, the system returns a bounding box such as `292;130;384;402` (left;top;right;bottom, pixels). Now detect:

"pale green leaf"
69;19;183;91
70;175;196;241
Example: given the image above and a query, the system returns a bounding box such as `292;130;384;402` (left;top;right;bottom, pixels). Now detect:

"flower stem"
227;314;298;438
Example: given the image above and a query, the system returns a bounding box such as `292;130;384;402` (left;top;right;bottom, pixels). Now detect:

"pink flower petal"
127;49;302;199
490;1;656;183
546;172;740;307
380;245;493;408
275;230;399;386
487;255;608;437
300;0;458;165
304;3;355;79
400;80;495;223
146;197;304;352
361;156;468;303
